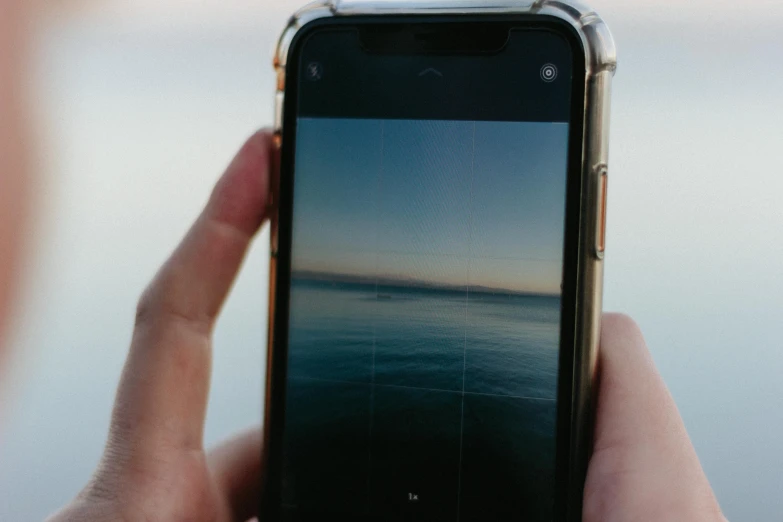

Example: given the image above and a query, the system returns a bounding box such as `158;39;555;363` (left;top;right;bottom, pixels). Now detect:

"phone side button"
596;167;608;257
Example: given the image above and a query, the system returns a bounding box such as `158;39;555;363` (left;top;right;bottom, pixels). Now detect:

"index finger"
108;130;274;456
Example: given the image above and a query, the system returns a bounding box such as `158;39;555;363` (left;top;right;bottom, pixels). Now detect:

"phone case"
267;1;616;518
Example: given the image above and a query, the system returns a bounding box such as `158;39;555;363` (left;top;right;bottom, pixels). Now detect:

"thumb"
208;428;263;522
583;313;724;521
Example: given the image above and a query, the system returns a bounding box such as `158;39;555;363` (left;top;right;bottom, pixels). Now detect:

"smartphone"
263;1;615;520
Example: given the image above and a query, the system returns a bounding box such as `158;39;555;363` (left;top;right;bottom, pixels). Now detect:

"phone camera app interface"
284;119;568;522
280;25;575;522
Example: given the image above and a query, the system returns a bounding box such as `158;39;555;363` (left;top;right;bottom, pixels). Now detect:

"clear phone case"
267;1;616;517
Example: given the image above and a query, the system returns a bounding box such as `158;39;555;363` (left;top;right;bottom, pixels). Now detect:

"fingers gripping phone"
263;1;616;520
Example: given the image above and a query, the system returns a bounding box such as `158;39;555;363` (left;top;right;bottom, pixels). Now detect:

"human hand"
48;130;274;522
584;313;727;522
46;130;725;522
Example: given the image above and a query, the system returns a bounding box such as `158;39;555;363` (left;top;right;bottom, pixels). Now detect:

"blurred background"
0;0;781;519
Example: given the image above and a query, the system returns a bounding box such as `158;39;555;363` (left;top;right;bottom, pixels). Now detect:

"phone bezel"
264;15;588;521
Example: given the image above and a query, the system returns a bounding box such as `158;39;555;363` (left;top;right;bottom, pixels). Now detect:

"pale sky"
292;119;569;295
66;0;783;31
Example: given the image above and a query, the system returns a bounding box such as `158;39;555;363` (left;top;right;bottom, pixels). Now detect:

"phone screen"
272;18;585;522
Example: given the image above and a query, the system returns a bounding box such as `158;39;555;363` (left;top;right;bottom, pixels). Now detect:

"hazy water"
283;280;559;521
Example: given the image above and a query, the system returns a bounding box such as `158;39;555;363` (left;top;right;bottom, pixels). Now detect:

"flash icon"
306;62;323;81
